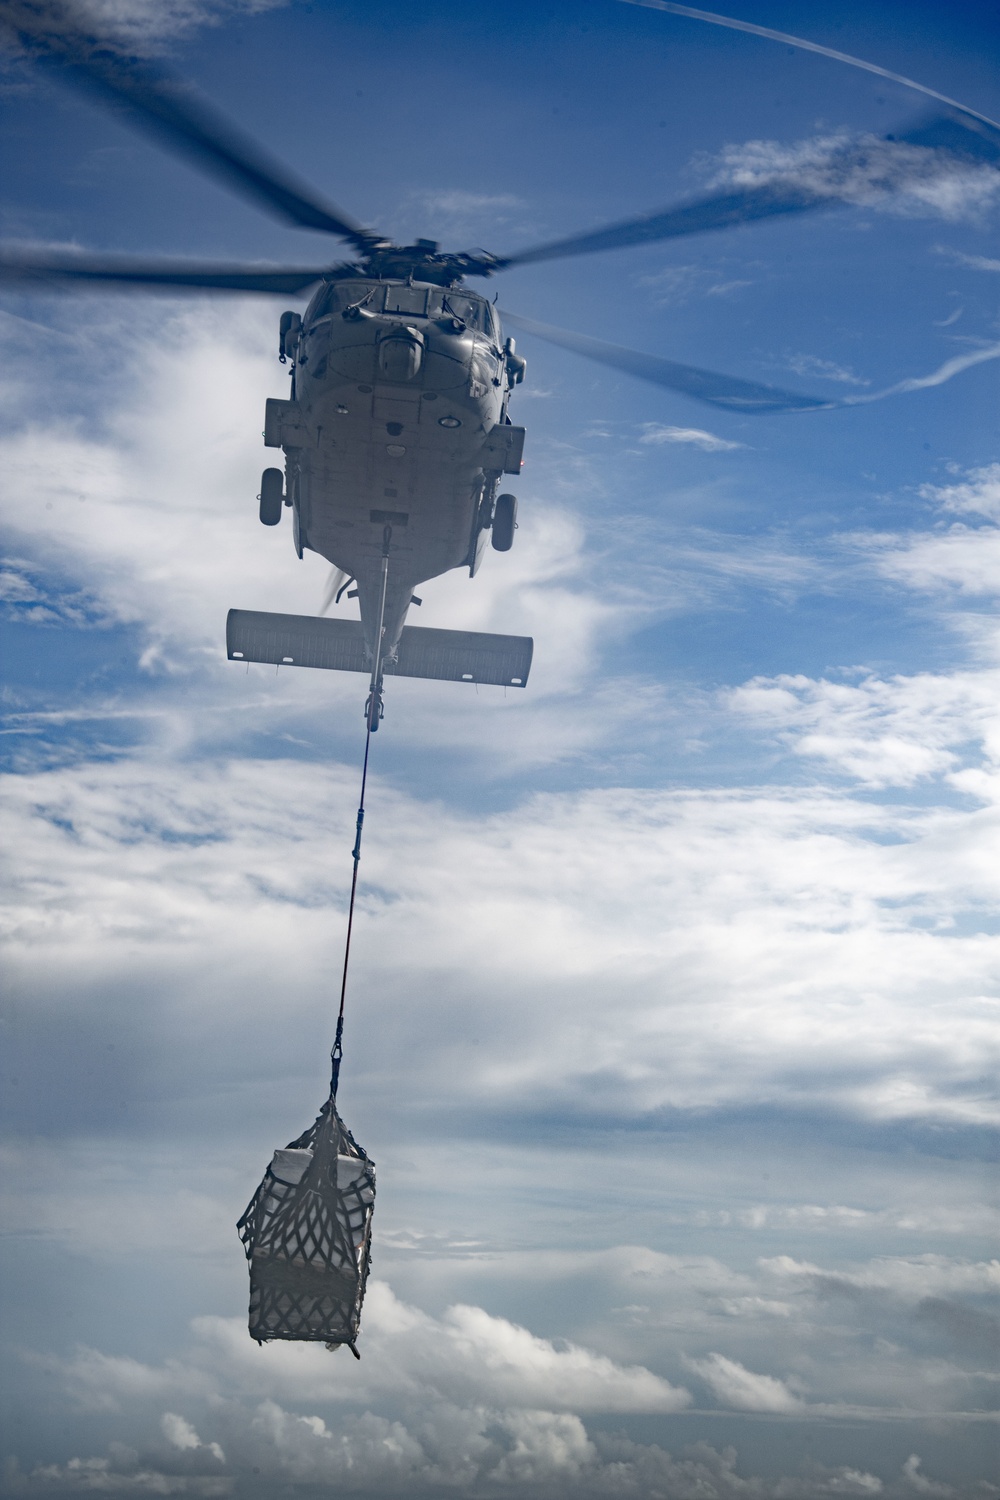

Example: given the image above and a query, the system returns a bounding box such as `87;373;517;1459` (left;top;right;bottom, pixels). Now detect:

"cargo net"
237;1098;375;1351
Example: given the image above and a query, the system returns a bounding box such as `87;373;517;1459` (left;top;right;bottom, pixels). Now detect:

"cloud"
688;1351;804;1411
16;1242;1000;1436
7;727;1000;1139
10;1300;989;1496
403;189;534;243
0;565;41;604
3;14;1000;1500
826;1471;884;1495
414;191;525;217
0;301;304;651
0;0;288;60
729;665;1000;786
409;1298;690;1413
863;464;1000;599
901;1454;955;1496
639;424;745;451
489;1410;596;1484
770;346;1000;413
711;132;1000;222
25;1282;689;1422
935;248;1000;273
761;1254;1000;1302
726;464;1000;783
0;1421;920;1499
2;1453;233;1494
923;463;1000;523
23;1346;218;1415
786;354;870;387
636;262;710;306
162;1415;225;1465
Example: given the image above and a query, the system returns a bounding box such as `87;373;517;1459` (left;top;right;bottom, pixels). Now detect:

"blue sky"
1;0;999;1495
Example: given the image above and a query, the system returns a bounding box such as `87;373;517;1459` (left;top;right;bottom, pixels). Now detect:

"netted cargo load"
237;1096;375;1351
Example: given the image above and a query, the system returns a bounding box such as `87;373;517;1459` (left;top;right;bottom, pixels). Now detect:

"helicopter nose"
377;328;424;382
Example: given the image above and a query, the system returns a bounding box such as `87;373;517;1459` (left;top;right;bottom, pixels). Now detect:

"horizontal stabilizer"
227;610;532;687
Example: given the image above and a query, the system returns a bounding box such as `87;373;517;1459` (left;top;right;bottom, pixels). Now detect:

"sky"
1;0;999;1495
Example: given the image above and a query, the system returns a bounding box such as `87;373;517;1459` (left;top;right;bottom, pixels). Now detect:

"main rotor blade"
498;184;824;268
0;0;378;250
494;112;999;269
501;311;830;413
0;247;328;294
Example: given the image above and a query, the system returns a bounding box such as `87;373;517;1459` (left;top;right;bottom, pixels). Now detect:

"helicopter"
2;0;998;731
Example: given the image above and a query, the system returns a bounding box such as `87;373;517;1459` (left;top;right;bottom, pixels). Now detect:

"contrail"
843;343;1000;406
618;0;1000;134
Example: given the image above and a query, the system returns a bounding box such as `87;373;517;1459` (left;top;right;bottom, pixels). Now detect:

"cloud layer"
2;66;999;1490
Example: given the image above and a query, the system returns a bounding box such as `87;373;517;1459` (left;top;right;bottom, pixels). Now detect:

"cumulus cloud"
162;1415;225;1465
0;1422;922;1499
6;1308;985;1498
24;1284;689;1426
409;1298;691;1412
900;1454;956;1496
688;1351;804;1411
6;1176;997;1488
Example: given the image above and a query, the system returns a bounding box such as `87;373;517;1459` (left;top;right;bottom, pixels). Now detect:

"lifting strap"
330;526;392;1099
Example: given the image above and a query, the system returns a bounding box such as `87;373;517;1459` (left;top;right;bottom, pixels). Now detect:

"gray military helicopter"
3;0;997;730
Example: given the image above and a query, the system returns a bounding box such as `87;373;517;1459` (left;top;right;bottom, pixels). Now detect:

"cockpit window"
308;281;490;330
382;287;486;329
308;281;377;319
438;293;487;330
383;285;428;317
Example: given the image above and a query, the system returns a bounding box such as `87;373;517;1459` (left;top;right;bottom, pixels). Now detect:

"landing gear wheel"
259;468;284;526
365;687;383;733
492;493;517;552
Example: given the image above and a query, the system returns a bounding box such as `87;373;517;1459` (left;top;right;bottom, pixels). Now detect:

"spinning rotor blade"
0;0;378;250
493;112;999;269
497;183;824;268
0;248;328;294
501;311;830;413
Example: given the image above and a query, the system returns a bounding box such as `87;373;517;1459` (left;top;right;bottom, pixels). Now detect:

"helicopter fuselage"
265;276;525;662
